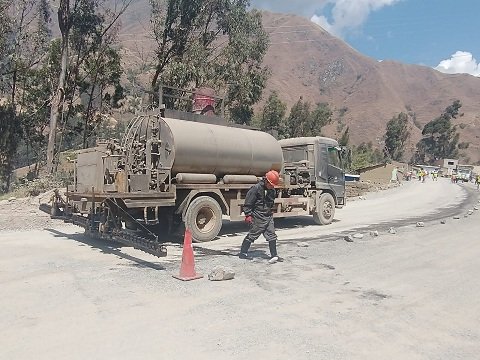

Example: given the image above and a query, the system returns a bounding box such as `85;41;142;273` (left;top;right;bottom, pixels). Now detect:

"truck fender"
177;190;229;221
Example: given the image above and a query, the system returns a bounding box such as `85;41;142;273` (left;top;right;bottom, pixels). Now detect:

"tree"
150;0;269;124
46;0;74;173
0;106;22;192
0;0;12;84
414;100;462;164
47;0;130;172
0;0;52;188
384;112;410;161
285;98;333;138
285;98;310;138
260;91;286;134
351;142;385;171
308;102;333;135
338;126;349;146
337;127;352;171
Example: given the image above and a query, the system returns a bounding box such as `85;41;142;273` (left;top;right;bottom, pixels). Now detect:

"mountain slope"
260;12;480;163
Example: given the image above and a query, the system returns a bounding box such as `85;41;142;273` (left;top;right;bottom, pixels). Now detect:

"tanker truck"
54;112;345;257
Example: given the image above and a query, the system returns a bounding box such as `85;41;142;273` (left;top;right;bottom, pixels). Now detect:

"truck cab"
278;136;346;224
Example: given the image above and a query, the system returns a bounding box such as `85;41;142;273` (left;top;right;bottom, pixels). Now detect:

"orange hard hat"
265;170;280;186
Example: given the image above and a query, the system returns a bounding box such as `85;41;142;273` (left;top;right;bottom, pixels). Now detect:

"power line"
264;24;313;29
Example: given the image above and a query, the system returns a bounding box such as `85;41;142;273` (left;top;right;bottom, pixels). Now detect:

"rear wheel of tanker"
185;196;222;242
313;193;335;225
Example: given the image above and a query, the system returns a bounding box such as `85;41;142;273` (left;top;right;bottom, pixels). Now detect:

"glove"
244;215;253;224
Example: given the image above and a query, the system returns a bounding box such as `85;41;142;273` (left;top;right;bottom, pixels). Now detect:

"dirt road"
1;178;479;359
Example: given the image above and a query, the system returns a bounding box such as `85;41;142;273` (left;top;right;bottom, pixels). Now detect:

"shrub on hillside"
12;171;73;197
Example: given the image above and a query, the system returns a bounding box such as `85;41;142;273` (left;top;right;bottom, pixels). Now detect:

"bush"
12;171;73;197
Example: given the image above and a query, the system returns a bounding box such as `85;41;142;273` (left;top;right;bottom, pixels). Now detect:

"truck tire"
313;193;335;225
124;219;138;230
50;203;59;217
185;196;222;242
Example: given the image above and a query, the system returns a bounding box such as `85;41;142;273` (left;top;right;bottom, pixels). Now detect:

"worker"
476;174;480;190
239;169;281;264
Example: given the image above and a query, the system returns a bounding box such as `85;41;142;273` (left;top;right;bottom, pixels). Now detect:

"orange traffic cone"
172;228;203;281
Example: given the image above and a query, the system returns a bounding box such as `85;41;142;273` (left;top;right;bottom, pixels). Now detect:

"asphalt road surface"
1;178;479;359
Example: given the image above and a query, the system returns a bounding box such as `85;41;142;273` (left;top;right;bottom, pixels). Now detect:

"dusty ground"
1;178;480;359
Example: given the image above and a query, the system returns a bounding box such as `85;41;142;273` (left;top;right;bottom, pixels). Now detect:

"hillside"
260;12;480;163
118;3;480;163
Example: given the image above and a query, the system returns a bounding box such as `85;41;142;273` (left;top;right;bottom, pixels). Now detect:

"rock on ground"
208;266;235;281
297;242;309;247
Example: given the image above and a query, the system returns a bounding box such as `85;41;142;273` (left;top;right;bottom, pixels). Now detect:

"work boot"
239;252;253;260
268;240;278;258
240;239;252;255
268;256;283;264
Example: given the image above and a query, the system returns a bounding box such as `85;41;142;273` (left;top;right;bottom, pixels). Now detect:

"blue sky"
251;0;480;76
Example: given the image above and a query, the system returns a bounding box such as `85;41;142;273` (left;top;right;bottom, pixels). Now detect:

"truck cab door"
326;146;345;200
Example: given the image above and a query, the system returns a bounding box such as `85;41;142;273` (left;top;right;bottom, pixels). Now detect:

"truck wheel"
124;219;138;230
185;196;222;242
50;203;59;217
313;193;335;225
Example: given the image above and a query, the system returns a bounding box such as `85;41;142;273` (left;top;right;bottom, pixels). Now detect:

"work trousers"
245;217;277;243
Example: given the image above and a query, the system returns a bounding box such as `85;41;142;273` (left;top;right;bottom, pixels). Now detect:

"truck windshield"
282;146;314;165
327;146;341;168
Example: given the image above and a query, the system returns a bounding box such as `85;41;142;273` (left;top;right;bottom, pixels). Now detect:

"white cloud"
435;51;480;77
310;0;402;38
252;0;402;37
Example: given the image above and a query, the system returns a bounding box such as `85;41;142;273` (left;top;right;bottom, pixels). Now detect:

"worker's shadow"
218;216;338;238
192;245;270;260
44;228;166;271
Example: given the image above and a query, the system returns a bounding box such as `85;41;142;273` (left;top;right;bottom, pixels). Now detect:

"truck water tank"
161;117;283;177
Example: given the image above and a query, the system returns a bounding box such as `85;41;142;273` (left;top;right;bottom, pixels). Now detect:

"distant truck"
456;167;472;182
53;113;345;257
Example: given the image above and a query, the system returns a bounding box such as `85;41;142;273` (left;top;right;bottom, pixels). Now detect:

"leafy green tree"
285;98;333;138
384;112;410;161
260;91;286;134
14;63;55;170
307;102;333;135
351;142;385;171
0;0;12;82
47;0;129;171
414;100;461;164
0;0;52;187
337;127;353;171
285;98;310;138
150;0;269;125
0;106;22;192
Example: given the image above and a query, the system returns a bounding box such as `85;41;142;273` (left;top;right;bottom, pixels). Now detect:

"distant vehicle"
457;168;472;182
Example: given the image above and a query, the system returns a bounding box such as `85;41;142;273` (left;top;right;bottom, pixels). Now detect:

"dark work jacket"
243;179;276;221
